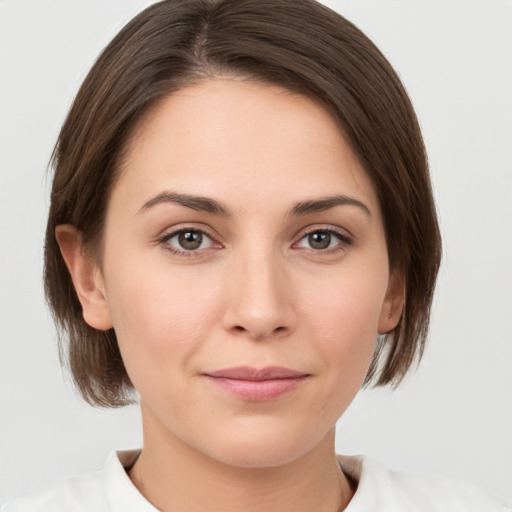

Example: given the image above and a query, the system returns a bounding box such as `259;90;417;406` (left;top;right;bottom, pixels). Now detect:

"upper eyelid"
157;228;219;256
158;228;219;257
159;224;219;241
294;224;353;241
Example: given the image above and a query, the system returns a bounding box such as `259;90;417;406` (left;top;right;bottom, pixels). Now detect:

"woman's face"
89;79;401;467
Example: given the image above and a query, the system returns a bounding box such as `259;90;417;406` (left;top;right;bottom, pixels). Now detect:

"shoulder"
1;450;153;512
338;454;510;512
1;469;107;512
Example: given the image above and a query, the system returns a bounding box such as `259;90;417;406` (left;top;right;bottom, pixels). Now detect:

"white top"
2;450;509;511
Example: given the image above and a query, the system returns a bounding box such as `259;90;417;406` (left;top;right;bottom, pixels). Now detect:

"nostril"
230;324;287;340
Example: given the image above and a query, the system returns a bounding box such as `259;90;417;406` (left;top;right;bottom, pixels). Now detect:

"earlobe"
378;272;405;334
55;225;113;331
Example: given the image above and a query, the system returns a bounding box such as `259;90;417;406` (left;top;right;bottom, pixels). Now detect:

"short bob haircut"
44;0;441;407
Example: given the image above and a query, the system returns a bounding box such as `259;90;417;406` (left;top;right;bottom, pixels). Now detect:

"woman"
2;0;509;510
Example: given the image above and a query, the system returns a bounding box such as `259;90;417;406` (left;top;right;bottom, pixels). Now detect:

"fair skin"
57;79;403;512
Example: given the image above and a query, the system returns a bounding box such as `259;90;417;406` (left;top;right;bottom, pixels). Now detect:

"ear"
378;271;405;334
55;225;113;331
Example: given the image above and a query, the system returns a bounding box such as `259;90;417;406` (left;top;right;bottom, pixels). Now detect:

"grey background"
1;0;511;506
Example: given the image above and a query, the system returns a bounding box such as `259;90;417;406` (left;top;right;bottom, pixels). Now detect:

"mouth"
202;366;310;401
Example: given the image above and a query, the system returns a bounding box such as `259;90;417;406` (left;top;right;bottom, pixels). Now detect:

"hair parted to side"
44;0;441;407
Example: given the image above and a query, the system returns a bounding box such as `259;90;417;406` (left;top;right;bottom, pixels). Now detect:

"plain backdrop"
1;0;511;506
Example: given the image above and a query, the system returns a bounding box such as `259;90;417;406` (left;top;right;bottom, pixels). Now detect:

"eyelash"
157;226;353;258
293;227;353;254
157;227;219;259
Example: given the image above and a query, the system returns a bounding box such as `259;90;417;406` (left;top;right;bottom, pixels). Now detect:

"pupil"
309;232;330;250
178;231;202;250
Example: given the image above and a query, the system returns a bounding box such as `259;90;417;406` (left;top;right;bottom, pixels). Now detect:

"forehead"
114;78;380;216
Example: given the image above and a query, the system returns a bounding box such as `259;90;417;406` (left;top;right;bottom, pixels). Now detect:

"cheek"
103;259;223;373
303;269;387;376
307;266;386;332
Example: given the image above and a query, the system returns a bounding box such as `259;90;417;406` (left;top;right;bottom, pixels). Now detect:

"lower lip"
205;376;308;401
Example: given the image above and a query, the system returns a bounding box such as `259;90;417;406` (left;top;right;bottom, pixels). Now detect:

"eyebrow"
138;191;371;218
138;191;230;216
288;195;371;217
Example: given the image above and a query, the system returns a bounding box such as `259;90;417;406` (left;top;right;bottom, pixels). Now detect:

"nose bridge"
224;241;295;340
241;246;281;305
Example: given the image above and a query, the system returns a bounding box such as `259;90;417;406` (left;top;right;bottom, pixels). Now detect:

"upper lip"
204;366;309;381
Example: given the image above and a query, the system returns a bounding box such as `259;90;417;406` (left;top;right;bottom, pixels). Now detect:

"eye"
160;229;216;254
295;229;351;251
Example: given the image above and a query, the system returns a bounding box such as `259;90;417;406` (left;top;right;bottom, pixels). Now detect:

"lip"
203;366;310;401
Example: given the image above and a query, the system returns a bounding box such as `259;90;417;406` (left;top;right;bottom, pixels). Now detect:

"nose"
222;249;297;341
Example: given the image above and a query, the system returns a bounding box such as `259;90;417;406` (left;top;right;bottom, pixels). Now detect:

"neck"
129;407;354;512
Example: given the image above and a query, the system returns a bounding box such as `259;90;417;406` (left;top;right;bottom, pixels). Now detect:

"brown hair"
44;0;441;407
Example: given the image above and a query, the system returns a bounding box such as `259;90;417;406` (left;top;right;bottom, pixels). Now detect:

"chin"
211;445;305;469
198;420;329;469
